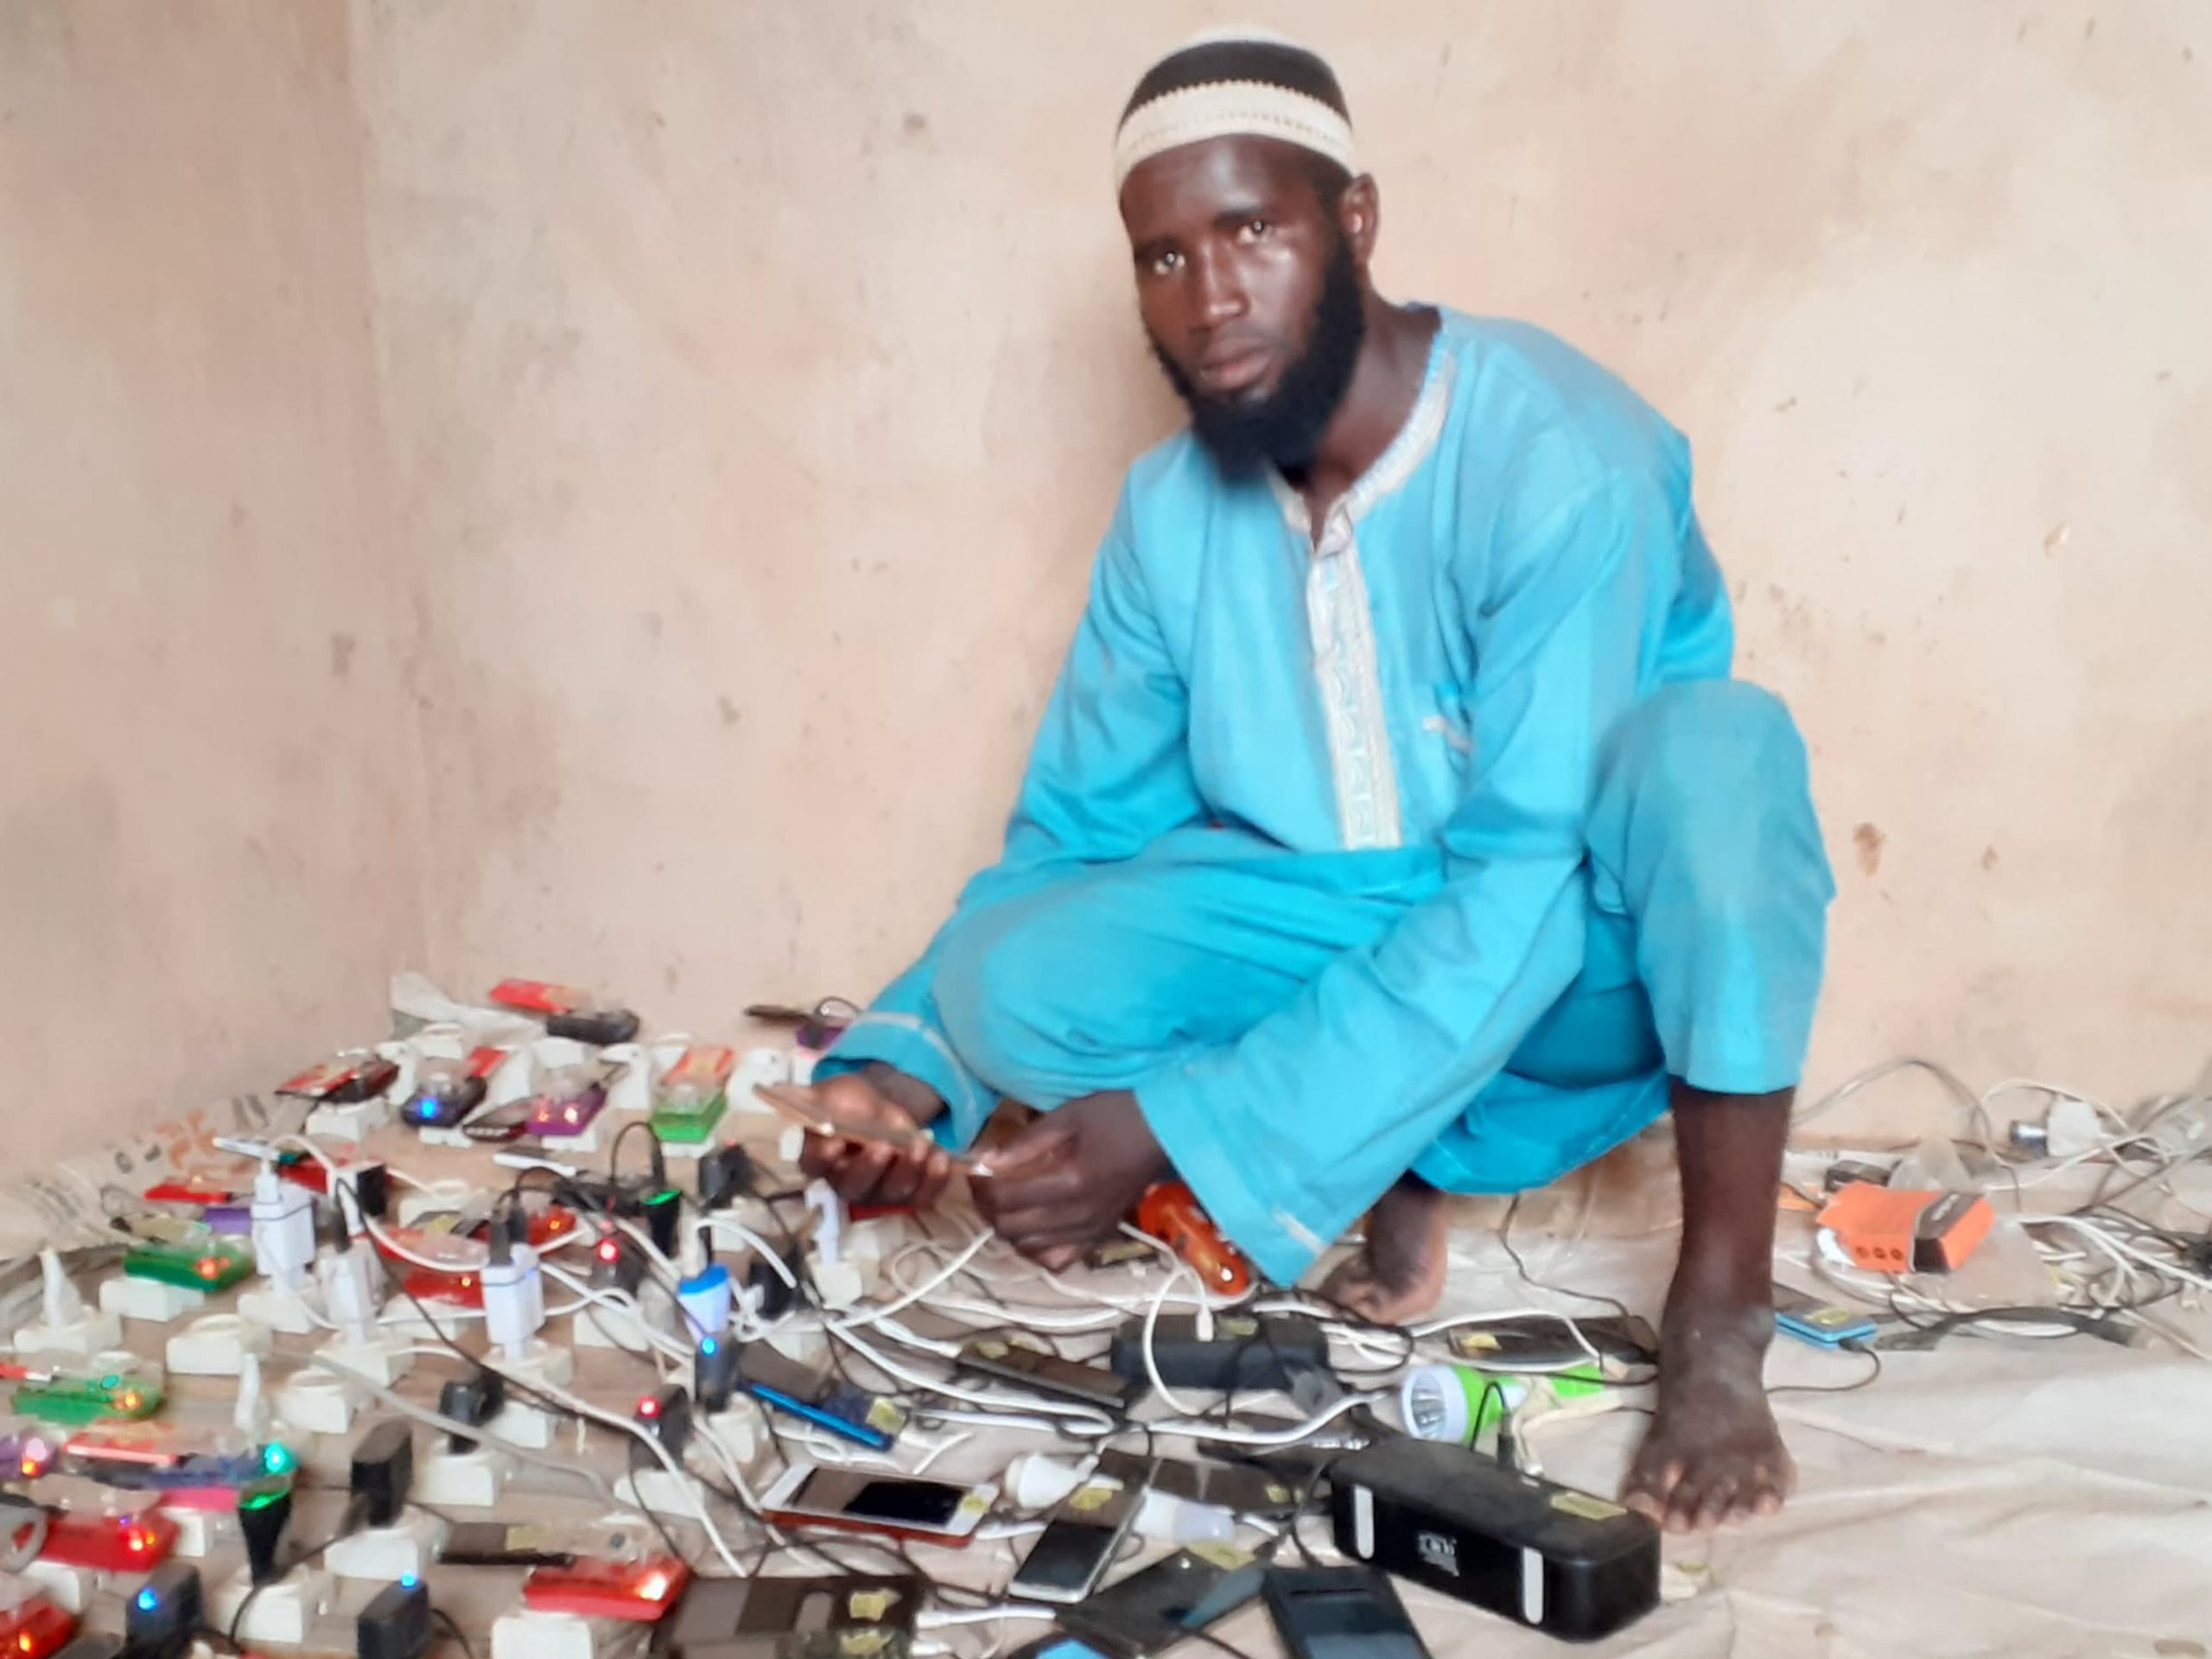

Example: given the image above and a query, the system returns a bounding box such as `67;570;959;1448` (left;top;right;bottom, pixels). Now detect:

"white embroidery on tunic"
1273;352;1457;852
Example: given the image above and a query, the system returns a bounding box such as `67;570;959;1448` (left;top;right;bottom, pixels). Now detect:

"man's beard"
1149;234;1366;476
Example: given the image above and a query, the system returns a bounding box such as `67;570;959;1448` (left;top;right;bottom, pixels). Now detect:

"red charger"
522;1556;690;1623
39;1510;178;1571
0;1598;76;1659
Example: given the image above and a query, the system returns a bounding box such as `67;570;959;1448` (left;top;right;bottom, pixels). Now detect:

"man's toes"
1621;1455;1684;1522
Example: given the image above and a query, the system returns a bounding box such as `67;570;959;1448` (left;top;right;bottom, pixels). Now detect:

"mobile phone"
1446;1314;1659;1370
738;1345;906;1450
1064;1546;1263;1656
958;1340;1141;1413
460;1101;534;1144
663;1576;925;1659
1007;1477;1141;1605
753;1083;992;1179
522;1554;689;1623
1262;1567;1431;1659
437;1521;578;1567
1770;1284;1878;1349
760;1465;995;1545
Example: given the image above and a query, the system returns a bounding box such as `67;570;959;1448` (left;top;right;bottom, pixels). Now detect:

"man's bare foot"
1320;1174;1451;1324
1622;1312;1794;1532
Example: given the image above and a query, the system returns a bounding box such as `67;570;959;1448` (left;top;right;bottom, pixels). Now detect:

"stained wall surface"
7;3;2206;1154
1;3;425;1160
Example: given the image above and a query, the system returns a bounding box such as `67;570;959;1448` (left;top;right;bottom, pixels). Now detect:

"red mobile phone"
522;1554;690;1623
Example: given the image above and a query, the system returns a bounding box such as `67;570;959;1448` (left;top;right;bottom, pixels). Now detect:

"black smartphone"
459;1101;533;1144
957;1340;1141;1412
1064;1547;1264;1656
1262;1567;1431;1659
438;1521;578;1567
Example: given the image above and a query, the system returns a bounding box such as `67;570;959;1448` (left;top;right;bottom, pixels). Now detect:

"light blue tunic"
819;311;1833;1284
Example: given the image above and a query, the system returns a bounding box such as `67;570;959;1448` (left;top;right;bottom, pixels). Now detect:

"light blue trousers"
923;682;1832;1255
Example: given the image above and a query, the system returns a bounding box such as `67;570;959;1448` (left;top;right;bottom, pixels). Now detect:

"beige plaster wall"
9;3;2207;1154
0;3;426;1160
354;1;2211;1137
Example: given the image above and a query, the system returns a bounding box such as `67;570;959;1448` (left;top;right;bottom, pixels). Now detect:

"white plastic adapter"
98;1275;206;1325
699;1400;767;1464
492;1609;598;1659
21;1560;92;1614
250;1165;317;1290
165;1313;270;1376
2044;1096;2107;1161
415;1445;512;1508
323;1511;446;1582
209;1567;333;1645
14;1250;125;1357
160;1504;222;1559
486;1401;557;1452
304;1096;390;1143
235;1282;325;1336
276;1368;357;1436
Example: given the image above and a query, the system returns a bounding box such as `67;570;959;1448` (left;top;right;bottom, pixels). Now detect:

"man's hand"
973;1089;1171;1270
797;1065;955;1210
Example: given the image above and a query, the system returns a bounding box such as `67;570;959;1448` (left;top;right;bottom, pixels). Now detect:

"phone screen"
835;1478;964;1529
1011;1522;1116;1594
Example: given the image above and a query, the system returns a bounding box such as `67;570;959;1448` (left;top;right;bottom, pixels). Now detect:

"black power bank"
1330;1435;1659;1642
1107;1313;1329;1392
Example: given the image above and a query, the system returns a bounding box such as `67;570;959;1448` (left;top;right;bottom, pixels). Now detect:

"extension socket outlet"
415;1446;512;1509
12;1311;124;1360
491;1609;598;1659
164;1315;270;1377
304;1096;391;1144
499;1338;575;1391
615;1466;708;1520
275;1369;357;1436
379;1297;474;1342
209;1568;332;1647
810;1261;866;1311
97;1277;204;1325
234;1283;324;1337
20;1562;92;1616
486;1402;556;1452
766;1326;829;1369
569;1300;661;1354
157;1507;220;1559
312;1332;415;1389
323;1513;447;1583
698;1402;767;1464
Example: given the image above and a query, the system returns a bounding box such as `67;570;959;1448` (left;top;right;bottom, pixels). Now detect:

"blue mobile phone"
1772;1286;1877;1348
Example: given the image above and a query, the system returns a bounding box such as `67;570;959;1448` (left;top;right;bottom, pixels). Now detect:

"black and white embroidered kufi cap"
1113;28;1357;190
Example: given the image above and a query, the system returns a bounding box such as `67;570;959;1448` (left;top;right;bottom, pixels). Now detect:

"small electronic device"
1262;1568;1429;1659
1816;1183;1994;1274
122;1236;254;1292
524;1058;620;1139
37;1509;177;1570
403;1046;507;1128
957;1339;1141;1413
1331;1433;1658;1641
656;1575;923;1659
1133;1183;1251;1295
358;1577;433;1659
1446;1314;1660;1370
759;1465;994;1546
523;1554;690;1623
752;1080;991;1177
1062;1544;1264;1658
1108;1313;1329;1393
0;1598;77;1659
489;979;641;1046
649;1045;738;1144
1770;1284;1878;1349
276;1053;399;1103
739;1345;906;1450
460;1101;534;1144
12;1370;164;1426
1007;1474;1143;1605
438;1520;578;1567
124;1561;203;1659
